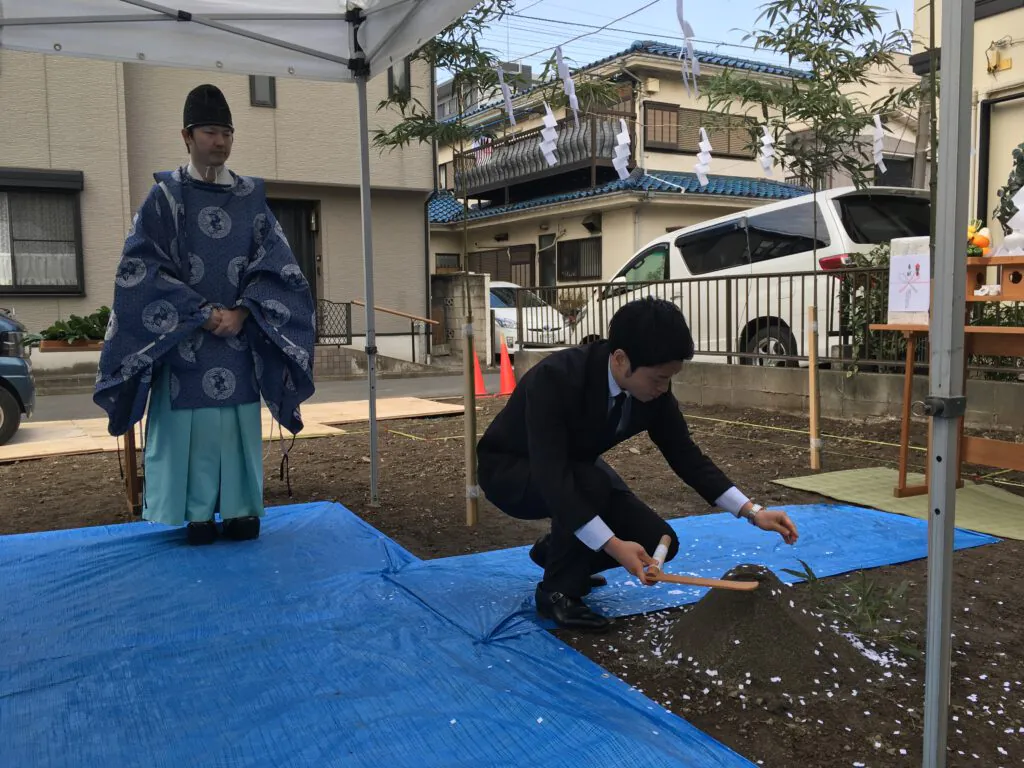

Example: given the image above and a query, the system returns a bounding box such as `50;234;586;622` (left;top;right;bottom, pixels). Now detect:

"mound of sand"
654;565;875;702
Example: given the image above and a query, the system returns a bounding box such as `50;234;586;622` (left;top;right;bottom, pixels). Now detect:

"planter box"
38;339;103;352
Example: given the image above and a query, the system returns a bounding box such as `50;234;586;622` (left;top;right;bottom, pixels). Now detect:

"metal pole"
356;73;380;505
923;0;973;763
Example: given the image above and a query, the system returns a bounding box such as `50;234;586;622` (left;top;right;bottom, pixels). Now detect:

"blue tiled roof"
428;170;809;224
443;40;809;124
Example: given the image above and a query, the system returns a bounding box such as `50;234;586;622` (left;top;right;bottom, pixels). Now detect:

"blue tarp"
0;502;998;767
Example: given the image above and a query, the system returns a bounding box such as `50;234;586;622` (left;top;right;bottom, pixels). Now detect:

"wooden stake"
807;306;821;470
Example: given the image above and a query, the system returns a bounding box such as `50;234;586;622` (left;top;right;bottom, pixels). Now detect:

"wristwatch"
739;503;764;525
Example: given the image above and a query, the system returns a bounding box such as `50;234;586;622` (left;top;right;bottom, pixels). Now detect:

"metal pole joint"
919;395;967;419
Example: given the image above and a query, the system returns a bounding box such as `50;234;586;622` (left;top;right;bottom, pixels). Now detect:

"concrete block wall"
430;273;491;362
514;349;1024;433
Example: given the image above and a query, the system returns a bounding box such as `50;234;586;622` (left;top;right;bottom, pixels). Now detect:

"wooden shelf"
967;255;1024;266
870;323;1024;334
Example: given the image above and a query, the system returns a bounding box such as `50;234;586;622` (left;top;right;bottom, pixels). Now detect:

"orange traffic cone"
498;336;516;396
473;349;489;397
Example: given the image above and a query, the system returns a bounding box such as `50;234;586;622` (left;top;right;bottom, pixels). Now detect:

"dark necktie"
606;392;627;440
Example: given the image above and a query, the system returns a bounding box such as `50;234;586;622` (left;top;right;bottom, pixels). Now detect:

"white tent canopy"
0;0;470;81
0;0;479;503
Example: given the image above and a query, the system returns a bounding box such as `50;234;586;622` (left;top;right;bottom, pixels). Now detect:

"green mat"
774;467;1024;540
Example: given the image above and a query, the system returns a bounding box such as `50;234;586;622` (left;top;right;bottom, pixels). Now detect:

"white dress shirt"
573;360;751;551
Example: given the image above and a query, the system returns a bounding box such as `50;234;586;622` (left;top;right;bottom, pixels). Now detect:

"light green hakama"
142;366;264;526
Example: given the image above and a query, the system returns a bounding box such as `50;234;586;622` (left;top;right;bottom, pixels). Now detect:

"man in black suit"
477;297;799;631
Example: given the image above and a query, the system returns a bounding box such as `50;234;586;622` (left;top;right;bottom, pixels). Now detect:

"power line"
506;0;663;64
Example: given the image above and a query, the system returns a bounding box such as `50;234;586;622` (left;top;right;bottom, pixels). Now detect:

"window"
644;103;680;150
643;103;756;158
249;75;276;108
834;193;930;244
875;157;914;188
556;237;602;281
388;58;411;99
436;252;461;272
604;245;668;298
745;202;830;265
0;170;84;294
677;223;749;276
491;286;549;308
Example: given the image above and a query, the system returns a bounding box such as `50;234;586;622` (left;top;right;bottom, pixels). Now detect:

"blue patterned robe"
94;166;315;436
94;167;315;525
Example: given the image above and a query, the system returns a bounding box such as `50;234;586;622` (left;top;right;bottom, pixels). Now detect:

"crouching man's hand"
747;505;799;545
602;537;656;583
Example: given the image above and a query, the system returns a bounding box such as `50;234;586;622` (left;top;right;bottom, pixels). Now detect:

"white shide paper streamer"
555;47;580;127
613;118;631;180
759;126;775;177
695;127;713;187
872;115;886;174
496;66;516;128
676;0;700;98
539;101;559;167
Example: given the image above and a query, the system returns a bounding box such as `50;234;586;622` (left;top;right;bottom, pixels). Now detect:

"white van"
567;186;930;364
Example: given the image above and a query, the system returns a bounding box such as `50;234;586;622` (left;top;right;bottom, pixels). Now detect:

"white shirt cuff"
575;516;615;551
715;486;750;517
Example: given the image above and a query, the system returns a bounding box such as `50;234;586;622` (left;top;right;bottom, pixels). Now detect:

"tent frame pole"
922;0;973;763
349;10;381;505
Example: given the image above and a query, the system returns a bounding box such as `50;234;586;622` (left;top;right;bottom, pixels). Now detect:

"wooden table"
869;323;1024;497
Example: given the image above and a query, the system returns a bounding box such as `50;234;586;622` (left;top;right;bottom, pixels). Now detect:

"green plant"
782;559;919;656
703;0;918;191
993;142;1024;236
24;306;110;347
837;243;908;375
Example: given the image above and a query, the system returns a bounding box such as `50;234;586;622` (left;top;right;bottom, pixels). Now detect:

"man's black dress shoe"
186;521;218;546
535;584;610;631
223;516;261;541
529;535;608;588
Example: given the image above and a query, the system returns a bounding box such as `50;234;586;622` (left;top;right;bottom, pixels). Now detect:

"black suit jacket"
477;341;734;530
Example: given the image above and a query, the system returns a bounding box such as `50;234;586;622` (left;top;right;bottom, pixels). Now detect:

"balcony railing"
439;112;634;197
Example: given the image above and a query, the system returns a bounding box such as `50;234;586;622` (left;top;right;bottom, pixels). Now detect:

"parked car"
489;280;567;358
0;307;35;445
568;186;930;365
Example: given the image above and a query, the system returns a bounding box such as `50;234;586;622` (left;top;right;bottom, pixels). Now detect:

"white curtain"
0;193;12;286
5;192;79;287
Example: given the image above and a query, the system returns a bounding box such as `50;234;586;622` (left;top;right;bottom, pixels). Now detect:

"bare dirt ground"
2;397;1022;767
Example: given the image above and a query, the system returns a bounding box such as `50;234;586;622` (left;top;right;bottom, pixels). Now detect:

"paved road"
31;372;502;423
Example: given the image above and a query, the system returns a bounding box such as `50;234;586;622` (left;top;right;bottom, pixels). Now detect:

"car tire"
741;325;799;367
0;386;22;446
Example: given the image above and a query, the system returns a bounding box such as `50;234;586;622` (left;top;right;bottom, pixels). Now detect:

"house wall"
971;8;1024;244
0;51;132;332
429;195;771;285
913;2;1024;244
123;60;434;208
0;51;434;337
270;184;428;336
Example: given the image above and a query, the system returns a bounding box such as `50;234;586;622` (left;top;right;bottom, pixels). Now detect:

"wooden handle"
648;571;760;591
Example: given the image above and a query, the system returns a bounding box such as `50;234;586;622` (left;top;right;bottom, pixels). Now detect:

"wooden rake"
643;535;760;592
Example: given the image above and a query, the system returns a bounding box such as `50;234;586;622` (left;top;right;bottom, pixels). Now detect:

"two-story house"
0;50;434;366
428;40;919;294
912;0;1024;245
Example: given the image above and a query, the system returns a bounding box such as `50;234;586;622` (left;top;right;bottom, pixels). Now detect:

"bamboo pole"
807;305;821;470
